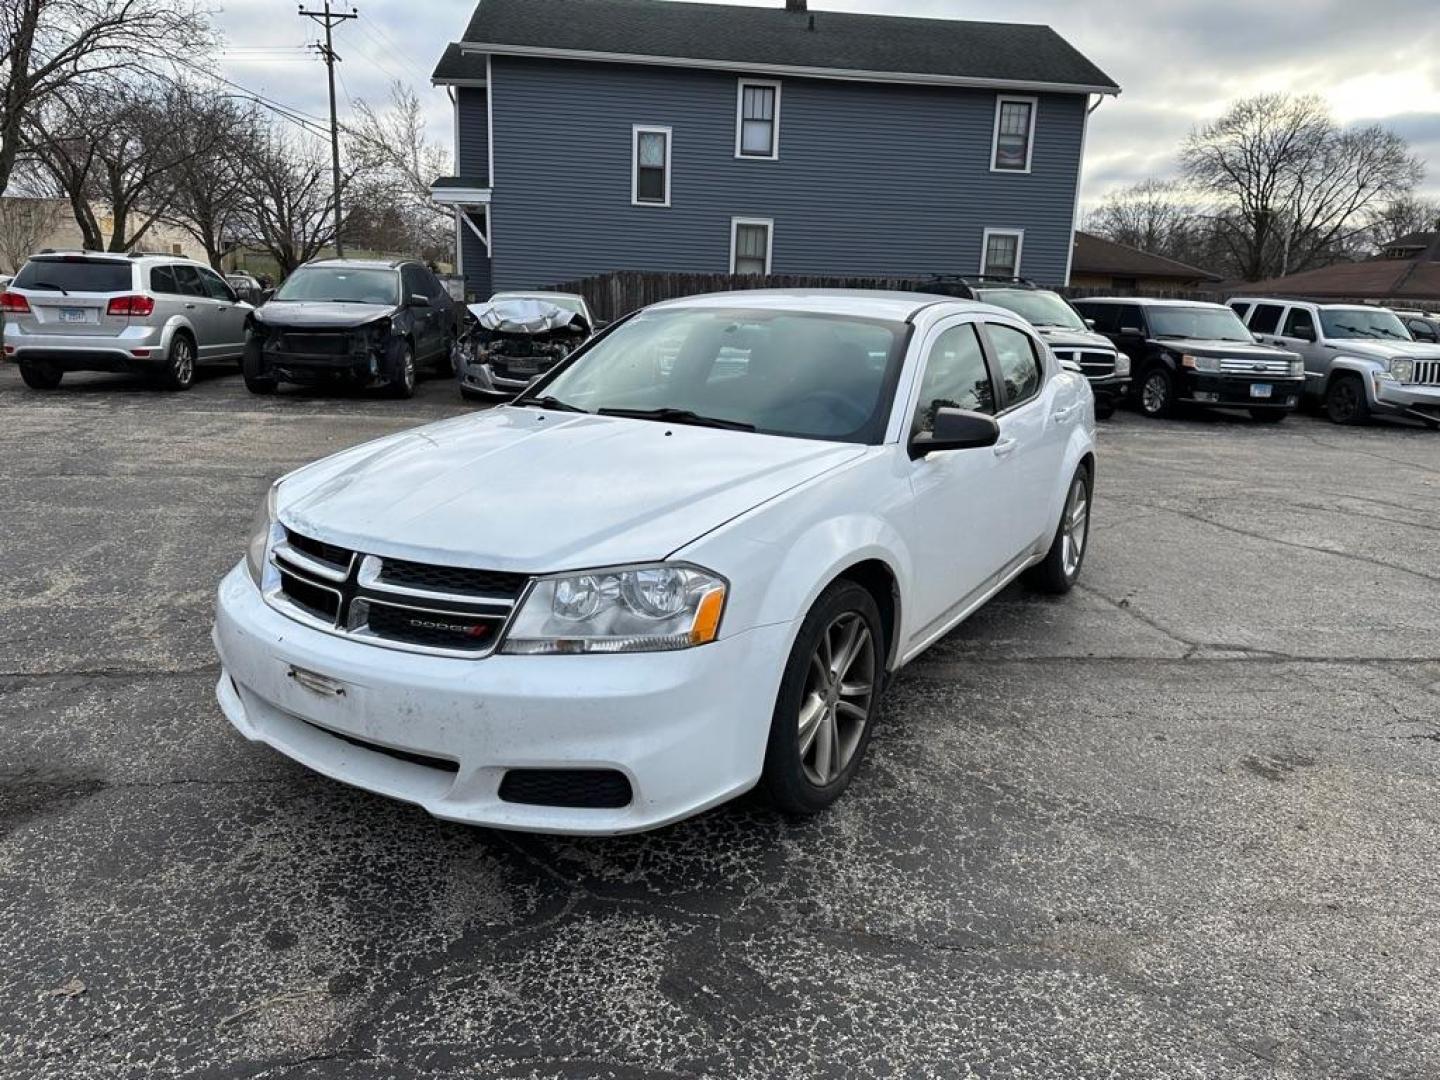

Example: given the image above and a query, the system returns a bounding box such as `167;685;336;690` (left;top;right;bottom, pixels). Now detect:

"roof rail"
919;274;1040;289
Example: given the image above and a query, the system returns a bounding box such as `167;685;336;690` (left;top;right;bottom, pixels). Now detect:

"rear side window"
913;324;995;434
150;266;178;294
14;258;130;293
986;322;1044;408
1118;305;1146;333
1077;304;1119;334
1247;303;1284;334
172;265;205;297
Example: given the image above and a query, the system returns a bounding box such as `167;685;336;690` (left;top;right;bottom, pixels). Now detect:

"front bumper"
459;360;541;398
3;323;169;371
1180;373;1304;410
1087;373;1130;398
212;564;791;834
1374;378;1440;423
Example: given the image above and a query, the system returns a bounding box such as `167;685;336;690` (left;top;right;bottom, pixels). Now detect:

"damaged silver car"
454;294;593;401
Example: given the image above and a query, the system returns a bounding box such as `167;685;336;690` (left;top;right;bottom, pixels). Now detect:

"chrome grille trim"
1059;348;1118;376
1411;359;1440;386
1219;357;1293;376
266;532;530;659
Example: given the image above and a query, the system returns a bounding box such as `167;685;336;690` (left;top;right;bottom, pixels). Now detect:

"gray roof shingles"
434;0;1118;92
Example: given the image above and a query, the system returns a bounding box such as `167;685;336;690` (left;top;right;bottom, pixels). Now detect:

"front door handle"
1053;404;1080;425
993;437;1019;458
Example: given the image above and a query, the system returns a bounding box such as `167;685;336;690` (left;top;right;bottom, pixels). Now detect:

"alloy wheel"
173;338;195;386
1328;380;1358;422
1141;372;1168;415
797;612;876;787
1062;474;1090;578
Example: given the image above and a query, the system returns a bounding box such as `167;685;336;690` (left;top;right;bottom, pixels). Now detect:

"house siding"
456;86;489;182
486;56;1086;291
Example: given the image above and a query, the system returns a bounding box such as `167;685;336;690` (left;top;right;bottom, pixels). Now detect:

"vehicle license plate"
1250;383;1273;399
59;307;87;323
508;361;538;376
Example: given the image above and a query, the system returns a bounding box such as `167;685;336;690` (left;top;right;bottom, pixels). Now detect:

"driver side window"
912;324;995;435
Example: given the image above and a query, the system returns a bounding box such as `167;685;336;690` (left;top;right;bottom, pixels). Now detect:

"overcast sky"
212;0;1440;208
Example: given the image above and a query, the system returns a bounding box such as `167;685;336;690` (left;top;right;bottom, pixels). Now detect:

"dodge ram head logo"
407;617;492;639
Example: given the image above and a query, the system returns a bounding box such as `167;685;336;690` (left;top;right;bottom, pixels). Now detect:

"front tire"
1138;367;1176;418
1325;374;1370;425
1026;465;1092;595
158;333;196;391
387;341;416;399
241;340;277;395
18;361;62;390
759;581;883;816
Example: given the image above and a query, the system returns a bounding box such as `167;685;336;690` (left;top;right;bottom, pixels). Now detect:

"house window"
632;126;671;207
730;218;773;275
981;229;1024;279
736;79;781;159
992;96;1036;173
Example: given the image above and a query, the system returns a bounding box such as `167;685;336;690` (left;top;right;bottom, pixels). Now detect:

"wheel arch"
832;558;903;675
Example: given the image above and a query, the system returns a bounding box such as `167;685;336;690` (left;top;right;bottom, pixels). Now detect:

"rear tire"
1324;374;1370;425
158;333;196;391
241;340;277;395
759;581;883;816
1026;464;1092;595
1138;367;1176;418
18;361;62;390
1249;409;1287;423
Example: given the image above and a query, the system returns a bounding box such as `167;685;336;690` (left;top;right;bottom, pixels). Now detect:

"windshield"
525;307;907;443
1147;306;1253;343
1319;308;1411;341
492;293;586;318
976;288;1087;331
274;267;399;305
14;258;130;293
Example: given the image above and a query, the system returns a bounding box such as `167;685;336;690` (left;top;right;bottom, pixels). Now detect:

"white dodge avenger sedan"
213;290;1097;833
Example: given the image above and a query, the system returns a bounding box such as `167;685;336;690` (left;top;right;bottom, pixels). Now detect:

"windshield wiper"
513;394;588;414
597;407;755;431
1332;323;1379;339
27;281;69;295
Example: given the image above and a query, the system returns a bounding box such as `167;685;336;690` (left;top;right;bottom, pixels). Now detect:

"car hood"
1034;326;1116;351
1151;338;1298;361
1325;339;1440;361
255;301;398;328
278;407;867;572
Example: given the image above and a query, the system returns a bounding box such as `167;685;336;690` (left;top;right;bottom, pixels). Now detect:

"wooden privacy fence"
542;269;1229;322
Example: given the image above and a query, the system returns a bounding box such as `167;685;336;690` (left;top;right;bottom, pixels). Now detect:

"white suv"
2;251;253;390
214;290;1097;834
1230;297;1440;427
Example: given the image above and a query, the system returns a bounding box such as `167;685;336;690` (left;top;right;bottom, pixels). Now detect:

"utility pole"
298;1;357;257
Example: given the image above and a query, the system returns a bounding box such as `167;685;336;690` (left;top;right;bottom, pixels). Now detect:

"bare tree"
347;81;453;260
0;0;212;196
1182;94;1422;280
1087;179;1203;256
158;98;260;269
27;80;231;251
0;195;61;271
1365;196;1440;249
242;127;354;276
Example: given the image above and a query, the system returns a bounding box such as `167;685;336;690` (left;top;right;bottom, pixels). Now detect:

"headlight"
1180;353;1221;373
502;564;727;655
244;484;280;587
1114;352;1131;378
1390;358;1414;383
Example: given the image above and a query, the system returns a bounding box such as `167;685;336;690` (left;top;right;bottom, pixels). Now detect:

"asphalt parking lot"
2;364;1438;1079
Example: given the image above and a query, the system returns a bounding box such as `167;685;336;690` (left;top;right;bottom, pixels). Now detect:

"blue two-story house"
430;0;1119;298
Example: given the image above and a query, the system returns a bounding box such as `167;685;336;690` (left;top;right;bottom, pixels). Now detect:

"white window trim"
980;228;1025;278
730;216;774;275
990;94;1038;175
632;125;672;208
734;78;782;160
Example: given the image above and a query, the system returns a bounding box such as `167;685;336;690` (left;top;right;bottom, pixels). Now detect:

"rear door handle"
993;437;1019;458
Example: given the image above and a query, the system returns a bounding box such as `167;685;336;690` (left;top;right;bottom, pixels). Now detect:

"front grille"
378;558;527;600
1411;359;1440;386
269;529;526;658
1219;357;1293;376
498;769;634;809
304;722;459;774
281;332;354;356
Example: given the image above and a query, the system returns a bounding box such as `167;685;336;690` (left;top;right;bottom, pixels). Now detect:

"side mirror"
1084;318;1097;330
409;293;431;307
1059;357;1084;375
260;288;276;304
1252;333;1264;344
1120;326;1144;336
909;408;1001;459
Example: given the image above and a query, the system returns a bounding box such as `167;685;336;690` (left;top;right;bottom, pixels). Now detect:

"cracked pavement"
1;365;1438;1079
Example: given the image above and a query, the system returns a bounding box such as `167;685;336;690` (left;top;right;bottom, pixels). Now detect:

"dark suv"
919;277;1130;417
1072;298;1304;422
243;258;458;398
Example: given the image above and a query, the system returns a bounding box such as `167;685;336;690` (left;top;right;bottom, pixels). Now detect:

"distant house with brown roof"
1245;231;1440;305
1067;231;1221;291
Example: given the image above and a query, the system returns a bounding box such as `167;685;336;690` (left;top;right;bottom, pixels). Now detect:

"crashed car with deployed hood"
454;294;592;400
242;258;458;398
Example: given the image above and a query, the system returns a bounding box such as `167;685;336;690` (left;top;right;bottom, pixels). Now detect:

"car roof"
491;290;586;303
648;288;1003;321
25;250;209;267
1074;296;1230;309
1228;296;1395;312
304;258;408;271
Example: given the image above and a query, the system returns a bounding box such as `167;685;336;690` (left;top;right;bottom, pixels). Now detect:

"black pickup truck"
1071;297;1304;422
